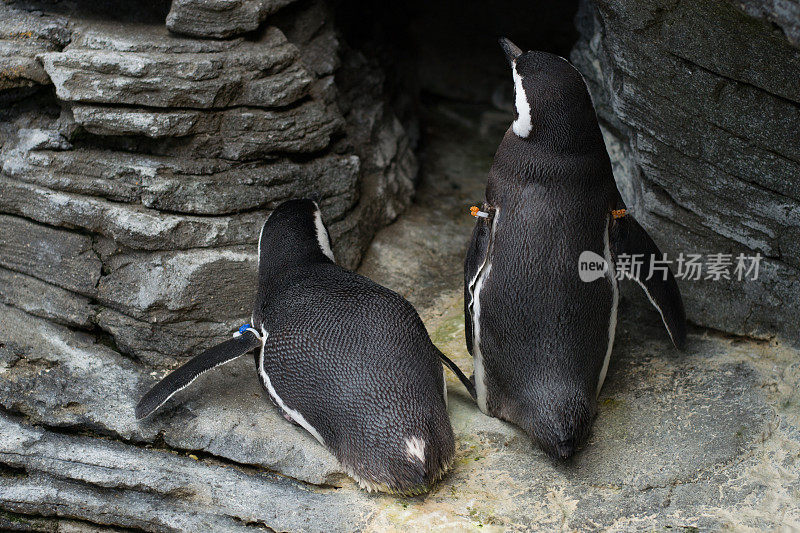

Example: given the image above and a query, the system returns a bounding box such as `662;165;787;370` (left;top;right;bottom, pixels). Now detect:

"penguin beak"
499;37;523;64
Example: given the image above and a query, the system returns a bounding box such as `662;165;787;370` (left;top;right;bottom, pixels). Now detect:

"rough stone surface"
1;102;798;531
329;47;419;268
0;177;266;251
0;3;418;523
734;0;800;47
0;214;101;295
0;0;417;367
2;137;360;215
95;247;257;365
0;267;94;328
1;0;798;528
0;3;69;95
167;0;298;39
39;23;311;109
70;101;343;159
0;412;366;532
571;0;800;342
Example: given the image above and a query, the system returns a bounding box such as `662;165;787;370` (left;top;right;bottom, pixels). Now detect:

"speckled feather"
465;41;686;459
253;200;454;494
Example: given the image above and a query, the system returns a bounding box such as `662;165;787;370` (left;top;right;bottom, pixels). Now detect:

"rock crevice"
572;0;800;340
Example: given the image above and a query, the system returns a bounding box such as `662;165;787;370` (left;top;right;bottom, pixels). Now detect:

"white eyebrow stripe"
512;61;532;138
313;207;335;262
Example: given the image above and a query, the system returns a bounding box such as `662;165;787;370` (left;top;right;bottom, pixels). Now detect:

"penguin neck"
257;245;331;291
510;114;604;154
492;127;609;186
260;248;329;277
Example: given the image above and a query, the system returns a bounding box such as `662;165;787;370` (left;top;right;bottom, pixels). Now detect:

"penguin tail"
520;385;594;460
135;330;263;420
340;408;456;495
555;438;575;459
393;423;456;495
340;446;440;495
538;430;584;461
438;352;477;401
423;418;456;489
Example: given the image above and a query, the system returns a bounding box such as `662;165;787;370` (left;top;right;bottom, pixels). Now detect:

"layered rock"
0;0;417;373
3;131;359;216
572;0;800;341
0;5;420;526
70;102;342;159
0;1;418;516
167;0;298;38
2;103;799;530
0;3;69;97
735;0;800;47
40;24;312;108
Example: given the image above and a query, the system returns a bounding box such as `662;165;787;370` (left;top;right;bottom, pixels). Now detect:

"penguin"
463;38;686;459
136;199;475;494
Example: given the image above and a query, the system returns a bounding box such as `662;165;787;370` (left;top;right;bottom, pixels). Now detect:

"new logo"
578;251;609;282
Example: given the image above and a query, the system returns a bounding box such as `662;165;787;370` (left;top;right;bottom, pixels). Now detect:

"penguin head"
257;199;335;274
499;37;599;150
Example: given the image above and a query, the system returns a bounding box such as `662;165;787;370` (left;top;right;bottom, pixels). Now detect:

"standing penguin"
464;38;686;459
137;199;474;494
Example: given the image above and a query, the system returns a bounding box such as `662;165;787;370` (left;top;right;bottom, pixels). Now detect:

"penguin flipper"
438;352;477;400
610;215;687;349
464;216;492;355
135;331;263;420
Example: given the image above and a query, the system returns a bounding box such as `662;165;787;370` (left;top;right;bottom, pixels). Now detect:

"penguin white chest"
467;207;501;415
471;262;492;414
597;219;619;395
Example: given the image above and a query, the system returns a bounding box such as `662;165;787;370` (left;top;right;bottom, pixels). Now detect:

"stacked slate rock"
572;0;800;341
0;0;416;526
0;0;417;365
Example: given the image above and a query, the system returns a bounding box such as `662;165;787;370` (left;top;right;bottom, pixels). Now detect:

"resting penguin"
463;38;687;459
136;199;475;494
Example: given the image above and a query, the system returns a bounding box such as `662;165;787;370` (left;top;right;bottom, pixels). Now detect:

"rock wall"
2;0;799;529
0;0;418;366
572;0;800;342
0;0;418;528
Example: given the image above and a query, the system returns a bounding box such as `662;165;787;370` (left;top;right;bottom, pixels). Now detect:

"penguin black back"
254;269;454;491
250;200;456;492
463;39;686;459
136;199;472;494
